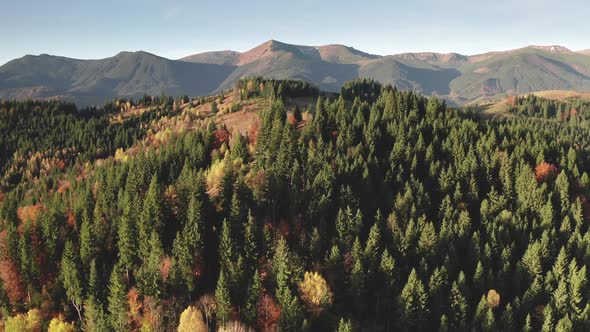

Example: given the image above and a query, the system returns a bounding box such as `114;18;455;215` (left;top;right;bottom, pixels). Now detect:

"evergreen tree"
107;264;128;332
242;269;261;326
215;269;232;326
138;175;163;255
399;269;428;331
60;240;84;322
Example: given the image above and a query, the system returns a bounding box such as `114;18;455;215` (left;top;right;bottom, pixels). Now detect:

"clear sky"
2;0;589;65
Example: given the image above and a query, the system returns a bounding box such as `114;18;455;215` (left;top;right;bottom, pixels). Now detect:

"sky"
1;0;589;65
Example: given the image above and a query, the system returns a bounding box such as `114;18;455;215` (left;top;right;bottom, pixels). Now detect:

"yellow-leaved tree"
47;316;76;332
177;305;207;332
487;289;501;309
298;271;333;317
4;309;42;332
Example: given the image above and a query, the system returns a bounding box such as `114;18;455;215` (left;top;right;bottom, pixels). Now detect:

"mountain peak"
524;45;573;54
237;40;301;65
317;44;380;63
115;50;160;58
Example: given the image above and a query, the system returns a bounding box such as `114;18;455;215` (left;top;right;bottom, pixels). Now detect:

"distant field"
527;90;590;101
472;90;590;119
476;101;511;118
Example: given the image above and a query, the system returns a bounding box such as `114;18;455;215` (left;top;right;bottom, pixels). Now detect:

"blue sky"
1;0;589;65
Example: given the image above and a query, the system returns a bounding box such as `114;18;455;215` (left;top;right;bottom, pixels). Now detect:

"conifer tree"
108;264;128;332
399;269;428;331
138;175;163;255
337;318;353;332
215;269;232;326
117;193;136;283
242;269;261;326
61;240;84;322
448;280;468;331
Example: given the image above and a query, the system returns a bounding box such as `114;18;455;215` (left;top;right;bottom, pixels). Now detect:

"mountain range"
2;40;590;106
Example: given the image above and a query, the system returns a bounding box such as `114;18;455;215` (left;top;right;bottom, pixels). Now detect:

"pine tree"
438;315;448;332
500;303;514;331
570;265;587;318
309;227;321;259
274;237;303;331
553;278;570;316
137;231;164;298
418;221;437;258
242;270;261;326
481;307;496;332
219;218;235;277
542;304;555;332
336;206;362;250
337;318;353;332
555;316;574;332
18;219;38;303
138;175;162;255
215;269;232;326
448;280;468;331
79;213;95;268
399;269;428;331
60;240;84;322
243;211;258;271
364;219;381;268
555;170;569;215
380;249;397;291
117;193;136;283
231;133;249;162
473;295;487;328
173;196;204;292
83;297;109;332
108;264;128;332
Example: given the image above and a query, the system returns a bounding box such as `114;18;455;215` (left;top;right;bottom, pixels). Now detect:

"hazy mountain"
0;51;233;105
2;40;590;105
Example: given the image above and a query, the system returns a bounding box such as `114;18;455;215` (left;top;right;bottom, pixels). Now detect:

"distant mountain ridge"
2;40;590;105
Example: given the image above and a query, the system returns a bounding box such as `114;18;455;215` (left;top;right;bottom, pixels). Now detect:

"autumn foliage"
17;204;42;224
3;309;41;332
218;320;255;332
286;113;297;126
0;259;26;305
487;289;501;309
127;288;142;327
214;129;231;149
298;272;333;317
257;293;281;331
535;162;558;182
177;305;207;332
47;316;75;332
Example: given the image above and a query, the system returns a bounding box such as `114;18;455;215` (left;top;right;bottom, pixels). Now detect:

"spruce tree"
108;264;127;332
242;269;261;326
60;240;84;322
215;269;232;326
399;269;428;331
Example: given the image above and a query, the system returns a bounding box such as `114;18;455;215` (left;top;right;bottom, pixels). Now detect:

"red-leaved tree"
535;162;558;183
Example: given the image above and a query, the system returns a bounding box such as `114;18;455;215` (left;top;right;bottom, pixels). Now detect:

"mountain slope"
0;51;234;105
452;47;590;103
2;40;590;105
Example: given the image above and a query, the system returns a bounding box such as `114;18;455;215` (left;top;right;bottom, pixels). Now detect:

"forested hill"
2;78;590;331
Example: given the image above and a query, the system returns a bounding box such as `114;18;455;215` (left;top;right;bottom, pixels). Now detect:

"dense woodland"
508;94;590;124
1;78;590;331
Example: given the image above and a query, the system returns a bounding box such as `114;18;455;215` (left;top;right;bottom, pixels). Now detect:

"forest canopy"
1;78;590;331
